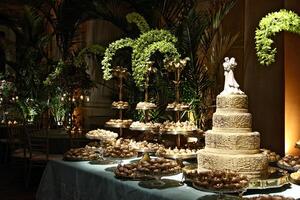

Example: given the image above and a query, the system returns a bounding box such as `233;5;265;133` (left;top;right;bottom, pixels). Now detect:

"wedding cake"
197;57;268;179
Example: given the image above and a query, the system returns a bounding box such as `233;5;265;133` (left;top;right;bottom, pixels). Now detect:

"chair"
0;124;27;164
25;126;62;188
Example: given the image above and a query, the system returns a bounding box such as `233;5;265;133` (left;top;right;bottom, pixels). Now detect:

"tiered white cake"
197;57;268;179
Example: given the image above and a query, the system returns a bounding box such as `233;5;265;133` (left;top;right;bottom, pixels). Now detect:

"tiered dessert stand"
105;66;132;137
160;58;201;149
129;63;160;154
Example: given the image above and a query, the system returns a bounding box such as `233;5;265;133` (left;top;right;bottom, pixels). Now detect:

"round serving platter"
192;182;247;195
135;105;157;110
129;126;159;132
160;130;196;136
248;167;289;190
89;158;118;165
133;148;157;153
277;161;300;172
160;153;197;160
105;123;131;129
111;105;129;110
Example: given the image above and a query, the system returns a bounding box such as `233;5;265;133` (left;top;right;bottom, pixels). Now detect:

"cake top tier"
217;94;248;110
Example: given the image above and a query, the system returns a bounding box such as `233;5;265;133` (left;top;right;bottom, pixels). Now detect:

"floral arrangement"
255;9;300;65
101;12;180;87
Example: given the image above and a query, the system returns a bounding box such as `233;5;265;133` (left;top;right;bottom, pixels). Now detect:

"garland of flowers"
132;40;180;86
126;12;150;33
101;38;134;80
255;9;300;65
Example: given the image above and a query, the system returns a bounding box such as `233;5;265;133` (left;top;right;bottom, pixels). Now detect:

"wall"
284;0;300;155
244;0;285;155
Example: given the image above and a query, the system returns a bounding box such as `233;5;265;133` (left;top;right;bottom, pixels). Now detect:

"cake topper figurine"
220;57;244;95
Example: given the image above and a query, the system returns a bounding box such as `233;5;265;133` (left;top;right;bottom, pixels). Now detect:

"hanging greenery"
255;9;300;65
101;12;180;87
101;38;134;80
126;12;150;33
132;40;180;86
74;44;105;67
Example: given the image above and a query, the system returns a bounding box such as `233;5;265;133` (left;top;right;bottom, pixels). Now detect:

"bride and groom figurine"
220;57;244;95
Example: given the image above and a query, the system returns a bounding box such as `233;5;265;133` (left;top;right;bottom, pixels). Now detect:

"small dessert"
130;121;161;131
63;148;99;161
112;101;129;109
290;170;300;184
131;140;164;152
115;163;138;179
86;129;118;141
190;170;249;191
278;155;300;171
160;121;197;133
166;102;190;111
136;102;157;110
136;157;182;175
105;119;132;128
103;145;137;159
261;149;280;163
244;195;295;200
156;147;200;158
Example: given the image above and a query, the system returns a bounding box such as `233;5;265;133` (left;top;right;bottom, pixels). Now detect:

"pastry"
189;170;249;191
63;148;99;161
278;155;300;170
166;102;190;111
290;170;300;181
160;121;197;133
130;121;161;131
103;144;137;159
131;141;164;151
112;101;129;109
136;157;182;175
136;102;157;110
261;149;280;163
156;147;200;158
86;129;118;141
105;119;132;127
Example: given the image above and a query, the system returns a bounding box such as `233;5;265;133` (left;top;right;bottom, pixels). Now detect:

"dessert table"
36;159;300;200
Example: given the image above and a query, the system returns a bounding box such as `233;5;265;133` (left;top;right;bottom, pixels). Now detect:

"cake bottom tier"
197;149;268;179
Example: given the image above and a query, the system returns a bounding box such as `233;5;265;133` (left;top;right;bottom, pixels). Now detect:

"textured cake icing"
205;130;260;153
197;57;268;179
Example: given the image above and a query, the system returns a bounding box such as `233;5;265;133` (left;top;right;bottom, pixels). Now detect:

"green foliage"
101;38;134;80
74;44;105;67
101;12;180;87
126;12;150;33
49;96;67;123
255;9;300;65
44;60;94;94
131;30;179;86
17;99;44;123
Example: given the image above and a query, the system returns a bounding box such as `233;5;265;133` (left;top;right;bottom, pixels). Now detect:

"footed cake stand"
105;66;132;137
161;58;203;149
129;63;162;156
